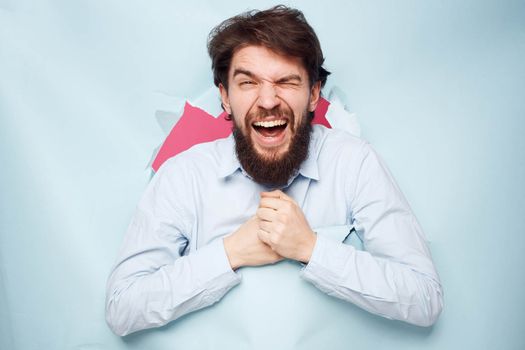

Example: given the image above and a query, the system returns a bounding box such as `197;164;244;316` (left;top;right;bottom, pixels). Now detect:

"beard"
232;107;313;188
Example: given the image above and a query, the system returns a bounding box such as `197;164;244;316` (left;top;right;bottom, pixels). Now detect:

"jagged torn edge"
145;86;360;170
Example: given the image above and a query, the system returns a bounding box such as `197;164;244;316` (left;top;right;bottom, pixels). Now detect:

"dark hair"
207;5;330;90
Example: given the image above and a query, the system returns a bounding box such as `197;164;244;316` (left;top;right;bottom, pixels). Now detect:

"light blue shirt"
106;125;443;336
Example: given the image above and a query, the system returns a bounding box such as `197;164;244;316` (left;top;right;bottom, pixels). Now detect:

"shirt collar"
297;125;326;181
217;134;241;178
217;125;327;182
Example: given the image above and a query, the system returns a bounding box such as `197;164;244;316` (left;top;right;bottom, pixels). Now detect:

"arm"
256;144;443;326
105;162;240;336
300;144;443;326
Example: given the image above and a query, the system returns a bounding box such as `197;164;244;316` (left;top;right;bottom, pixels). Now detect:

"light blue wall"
1;1;524;349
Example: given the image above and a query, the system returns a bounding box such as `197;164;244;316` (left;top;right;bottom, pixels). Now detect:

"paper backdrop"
1;1;524;349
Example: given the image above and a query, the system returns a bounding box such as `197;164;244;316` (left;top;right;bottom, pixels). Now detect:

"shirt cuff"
187;239;242;288
300;233;355;285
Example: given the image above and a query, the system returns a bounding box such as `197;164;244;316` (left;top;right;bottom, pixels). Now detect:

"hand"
256;190;317;263
223;216;283;270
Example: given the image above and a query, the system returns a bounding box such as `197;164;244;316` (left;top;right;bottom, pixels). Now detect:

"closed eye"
278;81;300;87
276;76;303;87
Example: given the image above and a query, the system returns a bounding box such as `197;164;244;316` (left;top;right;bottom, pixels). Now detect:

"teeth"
253;120;287;128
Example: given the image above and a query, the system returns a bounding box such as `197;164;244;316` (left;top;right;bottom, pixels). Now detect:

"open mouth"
252;119;288;138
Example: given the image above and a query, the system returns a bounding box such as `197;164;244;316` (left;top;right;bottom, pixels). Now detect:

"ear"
219;83;232;114
308;81;321;112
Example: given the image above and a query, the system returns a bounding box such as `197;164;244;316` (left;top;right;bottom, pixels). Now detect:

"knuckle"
258;228;266;237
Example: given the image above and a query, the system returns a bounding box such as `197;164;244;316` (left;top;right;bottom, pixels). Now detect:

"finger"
256;207;279;222
276;191;294;202
260;190;282;198
261;190;295;203
259;197;288;211
258;219;275;233
257;228;271;245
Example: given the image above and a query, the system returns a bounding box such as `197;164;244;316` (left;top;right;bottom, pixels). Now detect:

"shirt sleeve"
300;143;443;327
105;161;241;336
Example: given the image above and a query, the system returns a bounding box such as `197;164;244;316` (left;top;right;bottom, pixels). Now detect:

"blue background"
1;0;524;349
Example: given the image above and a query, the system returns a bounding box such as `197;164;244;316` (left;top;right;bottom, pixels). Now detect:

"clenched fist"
256;190;317;263
223;216;283;270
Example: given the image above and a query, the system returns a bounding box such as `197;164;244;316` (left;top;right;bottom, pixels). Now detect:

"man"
106;5;443;337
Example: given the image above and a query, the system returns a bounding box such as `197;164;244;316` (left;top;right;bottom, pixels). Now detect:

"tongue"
256;125;286;137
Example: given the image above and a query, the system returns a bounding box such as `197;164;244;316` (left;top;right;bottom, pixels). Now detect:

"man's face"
219;46;320;186
220;45;320;161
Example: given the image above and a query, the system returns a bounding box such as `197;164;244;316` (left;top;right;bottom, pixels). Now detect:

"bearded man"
106;5;443;337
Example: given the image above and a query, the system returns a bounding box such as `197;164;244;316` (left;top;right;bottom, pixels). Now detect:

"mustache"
248;106;293;120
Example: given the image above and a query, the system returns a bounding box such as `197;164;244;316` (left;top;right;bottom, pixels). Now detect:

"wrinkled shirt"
106;125;443;336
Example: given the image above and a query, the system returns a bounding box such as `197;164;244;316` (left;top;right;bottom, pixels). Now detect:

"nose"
256;82;280;111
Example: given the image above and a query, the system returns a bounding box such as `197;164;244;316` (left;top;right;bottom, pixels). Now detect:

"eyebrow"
232;69;303;83
233;69;256;79
275;74;302;83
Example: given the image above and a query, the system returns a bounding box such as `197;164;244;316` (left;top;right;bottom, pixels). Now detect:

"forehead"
229;45;307;79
